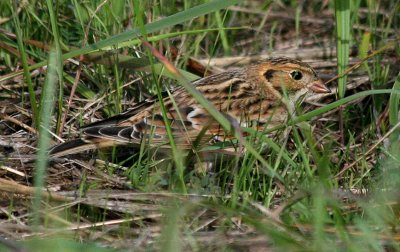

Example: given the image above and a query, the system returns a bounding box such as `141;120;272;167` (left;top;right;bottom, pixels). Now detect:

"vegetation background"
0;0;399;251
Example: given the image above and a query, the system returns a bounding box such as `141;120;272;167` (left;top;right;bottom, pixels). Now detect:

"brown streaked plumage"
49;57;330;157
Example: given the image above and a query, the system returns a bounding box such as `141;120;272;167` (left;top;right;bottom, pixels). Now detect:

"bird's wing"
49;70;274;157
78;87;215;149
79;71;260;148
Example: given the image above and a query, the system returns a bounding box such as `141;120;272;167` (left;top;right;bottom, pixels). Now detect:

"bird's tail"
49;139;118;158
48;139;94;158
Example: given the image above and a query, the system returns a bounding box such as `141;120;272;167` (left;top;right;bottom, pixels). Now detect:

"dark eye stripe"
263;69;275;81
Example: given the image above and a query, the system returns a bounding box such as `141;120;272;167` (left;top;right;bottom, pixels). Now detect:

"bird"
49;57;331;158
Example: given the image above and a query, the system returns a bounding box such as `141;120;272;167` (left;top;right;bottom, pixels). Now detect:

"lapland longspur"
50;57;330;157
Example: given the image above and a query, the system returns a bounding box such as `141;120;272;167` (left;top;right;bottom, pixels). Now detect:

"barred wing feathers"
49;70;271;157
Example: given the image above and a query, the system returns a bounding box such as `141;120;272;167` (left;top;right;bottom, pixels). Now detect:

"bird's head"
254;57;330;102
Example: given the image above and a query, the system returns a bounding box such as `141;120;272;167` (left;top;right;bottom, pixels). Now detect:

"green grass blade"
389;72;400;139
214;10;230;55
32;49;58;227
389;73;400;126
10;1;39;127
334;0;351;99
44;0;64;135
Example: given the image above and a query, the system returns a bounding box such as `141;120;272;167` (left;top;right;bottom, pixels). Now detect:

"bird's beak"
309;79;331;93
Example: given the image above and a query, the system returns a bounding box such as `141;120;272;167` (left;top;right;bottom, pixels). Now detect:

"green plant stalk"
113;64;122;114
45;0;64;135
214;10;230;55
300;123;331;184
335;0;351;99
259;135;297;168
292;127;312;177
312;185;328;250
358;32;371;71
389;73;400;125
33;50;58;227
10;1;39;127
72;0;86;31
86;6;109;34
389;73;400;140
268;21;278;53
159;203;183;252
149;59;187;192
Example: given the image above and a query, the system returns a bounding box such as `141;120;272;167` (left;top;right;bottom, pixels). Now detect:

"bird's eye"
290;71;303;80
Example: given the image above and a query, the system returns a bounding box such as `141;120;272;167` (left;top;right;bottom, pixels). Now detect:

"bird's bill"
309;80;331;93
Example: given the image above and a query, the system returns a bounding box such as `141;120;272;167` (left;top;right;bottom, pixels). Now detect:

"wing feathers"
50;68;273;157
